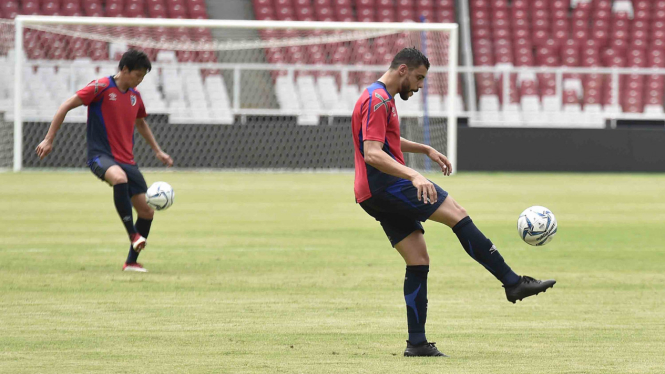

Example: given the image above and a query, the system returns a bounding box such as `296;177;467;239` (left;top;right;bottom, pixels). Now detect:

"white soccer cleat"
130;233;147;252
123;262;148;272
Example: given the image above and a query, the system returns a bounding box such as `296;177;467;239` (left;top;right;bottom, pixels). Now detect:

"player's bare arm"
35;95;84;159
400;137;452;175
135;117;173;167
364;140;437;204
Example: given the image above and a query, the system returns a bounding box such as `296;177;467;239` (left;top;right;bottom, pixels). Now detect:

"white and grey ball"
517;206;557;246
146;181;174;211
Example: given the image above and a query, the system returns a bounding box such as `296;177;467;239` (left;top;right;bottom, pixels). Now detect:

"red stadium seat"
42;1;61;15
1;1;18;16
395;8;414;22
532;18;549;33
609;37;627;52
189;3;207;18
125;3;145;17
20;0;39;15
61;2;81;15
563;90;579;105
434;8;454;23
584;74;604;90
470;0;488;9
512;8;527;21
596;0;611;11
276;6;295;20
395;0;413;10
493;28;510;41
612;18;629;35
275;0;292;7
106;0;125;8
416;0;433;9
434;0;454;9
313;0;331;9
105;2;123;17
149;6;167;17
336;6;354;20
168;3;188;18
255;5;274;20
649;50;665;67
583;87;602;106
532;30;549;46
519;79;538;97
494;47;512;64
356;7;373;21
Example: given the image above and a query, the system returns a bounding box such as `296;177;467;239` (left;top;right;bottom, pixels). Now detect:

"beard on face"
398;80;413;100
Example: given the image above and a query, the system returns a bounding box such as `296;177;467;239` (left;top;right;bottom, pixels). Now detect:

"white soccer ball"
146;181;174;211
517;206;557;246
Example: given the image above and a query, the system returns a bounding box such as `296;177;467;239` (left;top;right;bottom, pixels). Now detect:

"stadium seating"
0;0;236;124
253;0;462;115
3;0;665;125
470;0;665;120
0;0;213;62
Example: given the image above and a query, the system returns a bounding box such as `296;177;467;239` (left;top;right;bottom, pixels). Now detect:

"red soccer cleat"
123;262;148;272
130;233;147;252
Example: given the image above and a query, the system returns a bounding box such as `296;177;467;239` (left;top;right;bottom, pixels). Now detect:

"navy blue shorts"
359;178;448;247
87;154;148;197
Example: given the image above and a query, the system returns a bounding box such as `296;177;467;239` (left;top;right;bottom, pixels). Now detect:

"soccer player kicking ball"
35;50;173;273
351;48;556;357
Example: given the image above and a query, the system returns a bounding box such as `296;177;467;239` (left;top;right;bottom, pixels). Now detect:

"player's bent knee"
132;195;154;219
139;208;154;220
414;253;430;265
105;166;128;185
136;204;154;219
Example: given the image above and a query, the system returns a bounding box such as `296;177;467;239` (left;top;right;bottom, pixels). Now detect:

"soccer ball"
146;181;174;211
517;206;557;246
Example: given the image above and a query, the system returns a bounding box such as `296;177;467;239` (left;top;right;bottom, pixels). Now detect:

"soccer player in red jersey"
352;48;556;356
36;50;173;273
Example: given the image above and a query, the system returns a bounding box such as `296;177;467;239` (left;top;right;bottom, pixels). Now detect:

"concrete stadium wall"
458;127;665;172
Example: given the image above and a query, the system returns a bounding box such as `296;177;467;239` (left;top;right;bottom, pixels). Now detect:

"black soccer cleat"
504;275;556;303
404;341;448;357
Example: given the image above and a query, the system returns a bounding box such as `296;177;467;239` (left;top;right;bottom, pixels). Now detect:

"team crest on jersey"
108;93;117;101
392;106;397;117
130;95;137;106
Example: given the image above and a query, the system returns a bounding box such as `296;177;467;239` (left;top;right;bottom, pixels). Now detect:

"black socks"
126;217;152;263
405;265;429;345
452;216;520;286
113;183;137;238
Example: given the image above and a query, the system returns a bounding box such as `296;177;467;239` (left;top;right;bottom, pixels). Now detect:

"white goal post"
9;16;458;172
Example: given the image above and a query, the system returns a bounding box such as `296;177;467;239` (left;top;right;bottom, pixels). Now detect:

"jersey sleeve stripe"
364;91;372;134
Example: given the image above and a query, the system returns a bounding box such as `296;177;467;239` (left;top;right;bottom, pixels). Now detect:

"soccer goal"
3;16;458;172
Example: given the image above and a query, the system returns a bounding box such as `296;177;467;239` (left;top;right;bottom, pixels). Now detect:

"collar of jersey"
372;81;393;100
109;75;131;94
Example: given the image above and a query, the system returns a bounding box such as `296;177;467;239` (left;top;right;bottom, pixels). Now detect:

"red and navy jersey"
76;76;147;165
352;81;405;203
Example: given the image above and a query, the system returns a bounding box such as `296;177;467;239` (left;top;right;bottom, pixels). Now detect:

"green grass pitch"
1;171;664;373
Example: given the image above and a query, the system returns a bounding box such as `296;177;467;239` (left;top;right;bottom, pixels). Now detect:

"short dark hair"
389;47;430;70
118;49;152;72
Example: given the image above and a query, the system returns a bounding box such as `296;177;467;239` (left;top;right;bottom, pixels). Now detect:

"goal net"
3;16;458;172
